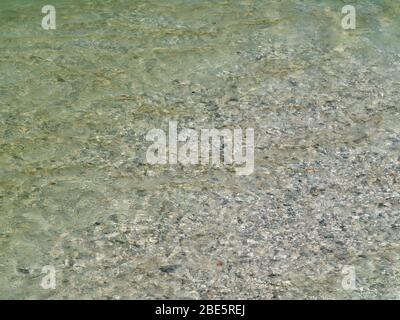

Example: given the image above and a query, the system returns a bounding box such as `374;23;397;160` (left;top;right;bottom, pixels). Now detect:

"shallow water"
1;0;400;299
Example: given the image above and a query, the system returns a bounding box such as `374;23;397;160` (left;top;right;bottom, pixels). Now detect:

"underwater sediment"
1;0;400;299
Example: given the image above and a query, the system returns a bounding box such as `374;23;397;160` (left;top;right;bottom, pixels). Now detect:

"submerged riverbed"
1;0;400;299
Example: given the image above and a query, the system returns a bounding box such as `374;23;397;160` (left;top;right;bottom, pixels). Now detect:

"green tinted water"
1;0;400;299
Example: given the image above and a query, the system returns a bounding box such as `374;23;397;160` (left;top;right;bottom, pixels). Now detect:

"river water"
1;0;400;299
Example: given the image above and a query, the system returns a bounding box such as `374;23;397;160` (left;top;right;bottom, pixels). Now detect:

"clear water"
1;0;400;299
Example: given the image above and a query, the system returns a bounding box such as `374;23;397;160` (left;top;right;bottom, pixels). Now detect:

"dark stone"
159;265;180;273
17;267;30;274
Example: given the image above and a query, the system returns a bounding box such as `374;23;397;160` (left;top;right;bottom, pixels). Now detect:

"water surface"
1;0;400;299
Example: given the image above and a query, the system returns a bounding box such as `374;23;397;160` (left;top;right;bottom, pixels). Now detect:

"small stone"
159;265;179;273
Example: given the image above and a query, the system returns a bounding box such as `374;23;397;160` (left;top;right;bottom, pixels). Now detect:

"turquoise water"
1;1;400;299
